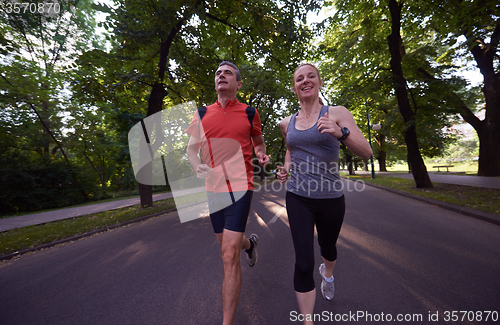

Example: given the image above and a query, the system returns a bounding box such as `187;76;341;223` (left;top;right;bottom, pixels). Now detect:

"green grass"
0;198;176;257
385;161;479;175
346;175;500;216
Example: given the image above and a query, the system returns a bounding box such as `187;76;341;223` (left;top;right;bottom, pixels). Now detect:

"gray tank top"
286;105;343;198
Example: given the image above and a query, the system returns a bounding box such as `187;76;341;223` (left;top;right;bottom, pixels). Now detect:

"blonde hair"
293;63;324;105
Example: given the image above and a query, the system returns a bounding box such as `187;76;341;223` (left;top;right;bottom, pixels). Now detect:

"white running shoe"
319;263;335;300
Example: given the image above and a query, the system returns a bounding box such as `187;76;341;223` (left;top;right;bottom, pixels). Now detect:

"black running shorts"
207;190;254;234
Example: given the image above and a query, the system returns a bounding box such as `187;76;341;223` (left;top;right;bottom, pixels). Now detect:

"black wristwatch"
337;127;350;141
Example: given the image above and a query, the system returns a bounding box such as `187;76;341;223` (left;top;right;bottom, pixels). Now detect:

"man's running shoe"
246;234;259;267
319;263;335;300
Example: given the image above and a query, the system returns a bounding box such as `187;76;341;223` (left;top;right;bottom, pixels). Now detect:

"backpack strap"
198;106;207;120
197;106;207;138
197;105;256;137
245;105;256;137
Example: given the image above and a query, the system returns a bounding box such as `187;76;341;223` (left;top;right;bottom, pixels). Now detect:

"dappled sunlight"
340;222;428;274
101;240;152;267
265;202;289;228
338;223;455;311
252;211;273;236
260;199;284;211
267;205;287;224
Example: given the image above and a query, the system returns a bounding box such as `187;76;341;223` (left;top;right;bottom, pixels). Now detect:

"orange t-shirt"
186;99;262;192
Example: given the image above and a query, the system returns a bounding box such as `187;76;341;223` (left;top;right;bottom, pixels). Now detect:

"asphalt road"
1;180;499;325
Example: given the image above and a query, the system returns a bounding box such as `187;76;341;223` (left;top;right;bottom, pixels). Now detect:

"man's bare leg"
216;232;250;250
216;229;246;325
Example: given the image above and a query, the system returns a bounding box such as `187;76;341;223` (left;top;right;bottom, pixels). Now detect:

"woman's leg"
316;195;345;263
295;289;316;325
316;195;345;299
286;192;317;324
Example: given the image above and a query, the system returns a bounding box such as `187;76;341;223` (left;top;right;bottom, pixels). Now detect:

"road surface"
0;180;499;324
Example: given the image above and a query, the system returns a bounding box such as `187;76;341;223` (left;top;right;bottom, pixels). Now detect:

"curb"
348;179;500;226
0;208;177;262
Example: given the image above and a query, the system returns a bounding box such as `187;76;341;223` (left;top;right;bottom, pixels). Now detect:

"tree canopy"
1;0;498;214
319;0;499;183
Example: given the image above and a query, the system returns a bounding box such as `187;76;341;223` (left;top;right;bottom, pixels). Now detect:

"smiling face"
292;64;323;102
214;64;241;95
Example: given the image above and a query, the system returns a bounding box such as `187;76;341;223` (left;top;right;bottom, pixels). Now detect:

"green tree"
319;0;493;186
0;0;103;210
418;1;500;176
80;0;322;207
65;102;122;198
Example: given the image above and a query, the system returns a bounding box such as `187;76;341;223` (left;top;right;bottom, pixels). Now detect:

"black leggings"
286;191;345;293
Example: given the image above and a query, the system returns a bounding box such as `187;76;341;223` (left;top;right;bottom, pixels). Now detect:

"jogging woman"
277;63;372;325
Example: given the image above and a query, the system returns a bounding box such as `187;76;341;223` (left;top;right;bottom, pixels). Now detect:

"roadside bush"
0;162;95;215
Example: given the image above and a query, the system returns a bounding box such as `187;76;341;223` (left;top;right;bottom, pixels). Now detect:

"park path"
373;171;500;189
0;173;498;232
0;187;204;232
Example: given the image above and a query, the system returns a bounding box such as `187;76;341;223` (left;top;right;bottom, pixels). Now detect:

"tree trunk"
138;183;153;207
99;160;107;197
347;154;355;175
377;151;387;172
259;167;266;181
40;82;52;158
41;99;51;158
469;23;500;176
378;151;387;171
376;133;387;171
138;8;198;207
139;82;168;208
363;159;369;171
477;129;500;176
387;0;433;188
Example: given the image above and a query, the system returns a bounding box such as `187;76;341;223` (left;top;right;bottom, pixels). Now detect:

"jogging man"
186;61;270;325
